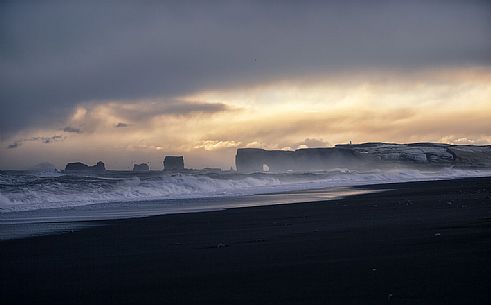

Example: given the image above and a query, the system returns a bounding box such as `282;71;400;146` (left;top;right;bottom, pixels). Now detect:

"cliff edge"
235;143;491;173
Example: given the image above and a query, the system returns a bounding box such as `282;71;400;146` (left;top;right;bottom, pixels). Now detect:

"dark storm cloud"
63;126;81;133
58;100;230;134
107;101;231;123
1;0;490;137
115;122;128;128
162;102;230;116
6;135;65;149
7;142;20;149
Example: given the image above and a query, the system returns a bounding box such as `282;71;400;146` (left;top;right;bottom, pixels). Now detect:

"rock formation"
335;143;491;166
235;143;491;173
163;156;184;171
235;148;364;173
64;161;106;172
133;163;150;171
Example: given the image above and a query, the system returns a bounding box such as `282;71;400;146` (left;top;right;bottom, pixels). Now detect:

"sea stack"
163;156;184;171
64;161;106;172
133;163;150;171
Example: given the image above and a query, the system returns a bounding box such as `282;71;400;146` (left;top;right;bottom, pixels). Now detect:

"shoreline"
2;175;490;240
1;177;491;304
0;186;380;240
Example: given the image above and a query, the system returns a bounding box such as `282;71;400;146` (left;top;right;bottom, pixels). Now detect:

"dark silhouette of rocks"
163;156;184;171
92;161;106;171
133;163;150;171
64;161;106;172
236;147;363;173
236;143;491;173
336;143;491;166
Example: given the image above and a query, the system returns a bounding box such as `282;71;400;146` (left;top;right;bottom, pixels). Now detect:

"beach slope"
1;177;491;305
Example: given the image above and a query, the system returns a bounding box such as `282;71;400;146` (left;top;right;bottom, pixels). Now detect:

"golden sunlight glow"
2;67;491;169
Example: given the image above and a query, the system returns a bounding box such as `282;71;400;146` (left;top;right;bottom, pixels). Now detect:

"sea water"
1;168;490;239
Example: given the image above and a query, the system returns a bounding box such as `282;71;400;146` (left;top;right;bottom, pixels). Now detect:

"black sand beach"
1;177;491;305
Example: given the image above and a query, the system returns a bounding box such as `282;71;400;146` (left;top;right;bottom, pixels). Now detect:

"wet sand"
1;177;491;304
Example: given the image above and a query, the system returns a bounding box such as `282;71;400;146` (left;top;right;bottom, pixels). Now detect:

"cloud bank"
1;1;490;138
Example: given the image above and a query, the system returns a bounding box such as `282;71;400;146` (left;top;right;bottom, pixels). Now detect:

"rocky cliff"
235;143;491;173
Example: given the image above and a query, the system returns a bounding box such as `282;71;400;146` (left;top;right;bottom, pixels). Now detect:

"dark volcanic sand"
1;177;491;305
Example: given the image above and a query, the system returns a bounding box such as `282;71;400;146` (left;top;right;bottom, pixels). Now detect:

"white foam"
0;168;490;212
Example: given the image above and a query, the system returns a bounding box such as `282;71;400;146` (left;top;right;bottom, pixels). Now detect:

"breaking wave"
1;168;490;212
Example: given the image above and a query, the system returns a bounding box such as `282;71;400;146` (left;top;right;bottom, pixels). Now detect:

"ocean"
1;168;490;239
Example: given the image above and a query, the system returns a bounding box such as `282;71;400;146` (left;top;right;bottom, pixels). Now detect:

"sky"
1;0;491;170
